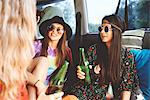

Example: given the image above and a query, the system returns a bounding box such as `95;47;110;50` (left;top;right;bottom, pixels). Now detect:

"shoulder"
121;47;134;60
121;47;135;70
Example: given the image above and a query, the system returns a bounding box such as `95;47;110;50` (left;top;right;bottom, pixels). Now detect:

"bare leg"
28;57;49;100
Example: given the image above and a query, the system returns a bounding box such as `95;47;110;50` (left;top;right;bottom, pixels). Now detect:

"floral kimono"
69;44;140;100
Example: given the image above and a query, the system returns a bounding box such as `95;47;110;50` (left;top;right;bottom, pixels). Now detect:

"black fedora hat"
39;16;72;40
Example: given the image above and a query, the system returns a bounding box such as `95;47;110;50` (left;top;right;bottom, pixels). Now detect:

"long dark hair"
97;14;126;84
40;27;67;66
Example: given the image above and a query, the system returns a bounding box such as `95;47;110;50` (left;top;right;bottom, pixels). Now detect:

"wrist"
34;80;40;87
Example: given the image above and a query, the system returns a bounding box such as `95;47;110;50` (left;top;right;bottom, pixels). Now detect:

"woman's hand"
94;65;101;74
77;66;85;79
37;92;64;100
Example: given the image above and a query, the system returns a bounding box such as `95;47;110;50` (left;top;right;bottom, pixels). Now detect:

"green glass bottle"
79;48;91;84
45;61;69;95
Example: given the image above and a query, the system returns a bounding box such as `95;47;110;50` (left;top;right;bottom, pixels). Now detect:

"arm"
27;85;36;100
77;44;99;80
120;49;139;99
27;72;41;100
77;66;85;79
27;71;46;100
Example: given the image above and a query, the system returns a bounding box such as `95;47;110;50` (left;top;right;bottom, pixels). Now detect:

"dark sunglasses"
98;26;113;33
47;24;64;34
98;23;122;33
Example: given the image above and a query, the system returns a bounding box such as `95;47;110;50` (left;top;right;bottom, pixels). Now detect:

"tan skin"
77;20;131;100
28;23;65;100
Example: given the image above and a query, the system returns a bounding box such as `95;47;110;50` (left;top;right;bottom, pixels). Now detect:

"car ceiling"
37;0;65;5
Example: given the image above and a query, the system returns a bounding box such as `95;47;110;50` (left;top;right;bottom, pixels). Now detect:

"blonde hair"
0;0;36;99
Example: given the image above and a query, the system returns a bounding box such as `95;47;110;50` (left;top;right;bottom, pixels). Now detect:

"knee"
36;57;49;65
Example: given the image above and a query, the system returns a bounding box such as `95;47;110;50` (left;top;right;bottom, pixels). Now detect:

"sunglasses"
98;26;113;33
47;24;64;34
98;23;122;33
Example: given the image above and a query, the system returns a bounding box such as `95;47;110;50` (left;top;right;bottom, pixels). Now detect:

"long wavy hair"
97;14;126;85
40;29;67;67
0;0;36;99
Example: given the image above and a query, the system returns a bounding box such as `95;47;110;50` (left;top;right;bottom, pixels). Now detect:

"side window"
37;0;75;39
86;0;119;33
54;0;76;34
86;0;150;32
118;0;150;29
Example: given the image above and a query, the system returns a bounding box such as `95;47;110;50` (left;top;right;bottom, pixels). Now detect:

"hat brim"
39;16;72;40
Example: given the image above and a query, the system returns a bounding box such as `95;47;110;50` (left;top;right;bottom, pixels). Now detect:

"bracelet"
34;80;39;87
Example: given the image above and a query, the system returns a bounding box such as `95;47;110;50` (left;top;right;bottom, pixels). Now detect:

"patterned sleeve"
86;44;100;82
119;49;139;92
87;44;97;67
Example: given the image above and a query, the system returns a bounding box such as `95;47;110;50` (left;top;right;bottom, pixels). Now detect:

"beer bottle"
46;61;69;94
79;48;91;84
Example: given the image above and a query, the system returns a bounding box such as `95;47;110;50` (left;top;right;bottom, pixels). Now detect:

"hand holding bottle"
46;61;69;95
78;48;91;84
77;65;85;80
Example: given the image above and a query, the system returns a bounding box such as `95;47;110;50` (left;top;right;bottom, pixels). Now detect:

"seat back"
68;33;99;66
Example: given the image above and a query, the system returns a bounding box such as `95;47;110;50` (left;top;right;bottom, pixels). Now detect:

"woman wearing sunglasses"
27;16;73;100
68;14;140;100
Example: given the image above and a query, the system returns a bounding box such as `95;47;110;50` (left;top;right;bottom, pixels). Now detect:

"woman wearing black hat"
28;16;73;100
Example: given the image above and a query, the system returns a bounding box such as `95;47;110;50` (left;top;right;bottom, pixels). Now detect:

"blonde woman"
0;0;36;100
0;0;64;100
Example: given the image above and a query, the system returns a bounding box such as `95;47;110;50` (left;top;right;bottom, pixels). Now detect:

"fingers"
77;66;81;70
77;66;85;79
94;65;101;74
89;65;92;69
